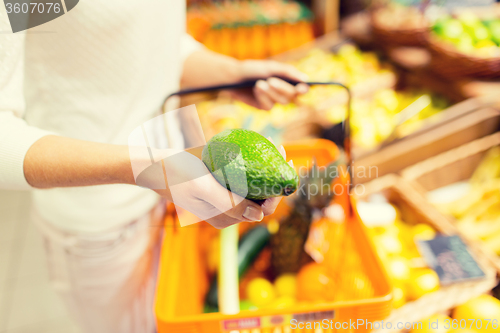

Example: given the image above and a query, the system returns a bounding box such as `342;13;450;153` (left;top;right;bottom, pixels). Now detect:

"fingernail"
288;160;294;168
243;206;264;221
297;84;309;94
268;77;279;88
257;80;269;92
279;145;286;159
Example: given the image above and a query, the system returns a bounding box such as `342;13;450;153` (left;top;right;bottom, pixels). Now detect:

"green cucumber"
205;225;271;310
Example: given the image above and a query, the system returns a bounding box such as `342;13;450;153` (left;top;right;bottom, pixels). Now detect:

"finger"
202;185;264;222
258;80;290;105
278;145;286;160
296;83;309;94
267;136;276;146
268;77;297;101
261;196;282;216
202;177;264;221
228;199;264;222
266;61;309;82
229;90;262;109
254;80;274;110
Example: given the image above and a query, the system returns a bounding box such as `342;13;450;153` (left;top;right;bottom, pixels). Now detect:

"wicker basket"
428;36;500;79
370;9;429;47
358;175;499;333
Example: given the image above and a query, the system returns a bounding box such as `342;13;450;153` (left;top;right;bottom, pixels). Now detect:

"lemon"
264;296;296;309
386;257;411;283
413;224;437;240
410;314;451;333
274;274;297;298
392;286;406;308
452;295;500;333
246;278;276;307
406;268;440;300
376;233;404;255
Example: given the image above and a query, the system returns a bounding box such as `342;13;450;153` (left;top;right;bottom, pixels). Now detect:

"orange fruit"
406;268;440;301
452;295;500;333
296;262;332;302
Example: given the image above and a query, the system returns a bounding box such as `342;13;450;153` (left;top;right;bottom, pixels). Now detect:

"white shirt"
0;0;201;232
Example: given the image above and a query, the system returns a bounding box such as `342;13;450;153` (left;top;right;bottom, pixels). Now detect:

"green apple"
470;23;491;43
441;19;465;41
458;12;480;29
456;33;475;53
488;20;500;45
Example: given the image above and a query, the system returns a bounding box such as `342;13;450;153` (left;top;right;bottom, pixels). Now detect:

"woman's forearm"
24;135;135;188
181;49;242;89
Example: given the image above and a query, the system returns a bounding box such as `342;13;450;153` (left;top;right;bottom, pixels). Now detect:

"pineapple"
270;152;346;275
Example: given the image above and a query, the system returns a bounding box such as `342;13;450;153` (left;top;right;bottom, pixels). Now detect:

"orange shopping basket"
154;81;393;332
155;140;392;333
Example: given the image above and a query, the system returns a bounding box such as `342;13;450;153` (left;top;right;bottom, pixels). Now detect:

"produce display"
427;146;500;257
187;0;314;59
358;196;440;308
156;2;500;331
372;5;428;31
432;13;500;58
409;295;500;333
197;46;450;149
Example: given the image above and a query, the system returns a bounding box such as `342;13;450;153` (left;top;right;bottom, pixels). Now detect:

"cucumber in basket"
205;225;271;310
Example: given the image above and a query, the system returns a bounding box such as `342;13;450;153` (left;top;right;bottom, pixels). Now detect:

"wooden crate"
357;175;498;333
401;132;500;192
354;105;500;183
401;132;500;272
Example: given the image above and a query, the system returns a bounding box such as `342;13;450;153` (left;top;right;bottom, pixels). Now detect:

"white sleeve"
179;33;204;64
0;9;54;190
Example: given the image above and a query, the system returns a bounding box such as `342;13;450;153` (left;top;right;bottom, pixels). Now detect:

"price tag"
417;235;486;285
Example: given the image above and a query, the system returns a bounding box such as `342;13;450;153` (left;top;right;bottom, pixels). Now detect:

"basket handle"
164;78;354;214
165;78;352;164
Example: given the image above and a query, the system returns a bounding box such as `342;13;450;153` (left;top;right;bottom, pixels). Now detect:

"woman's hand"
134;141;290;229
181;50;309;111
231;60;310;110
